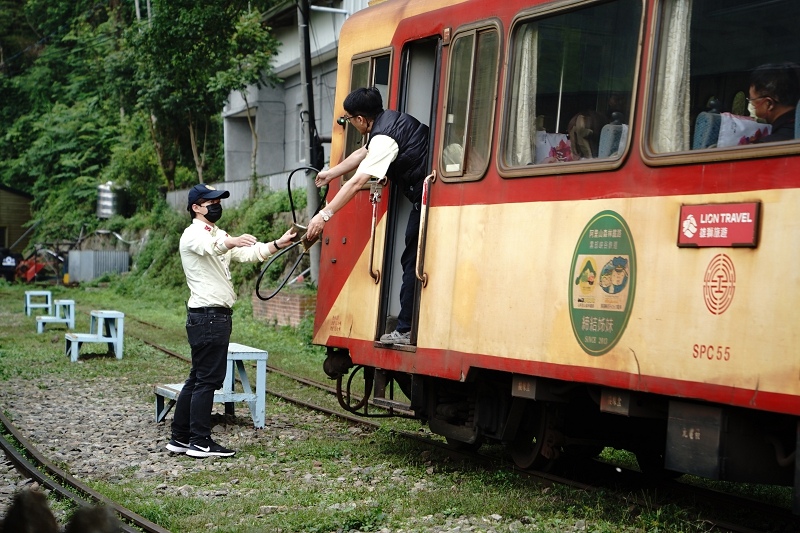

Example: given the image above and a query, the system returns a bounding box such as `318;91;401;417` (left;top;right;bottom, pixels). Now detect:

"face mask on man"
748;102;757;119
204;203;223;223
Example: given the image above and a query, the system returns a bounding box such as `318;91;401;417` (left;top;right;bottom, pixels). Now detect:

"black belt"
188;307;232;315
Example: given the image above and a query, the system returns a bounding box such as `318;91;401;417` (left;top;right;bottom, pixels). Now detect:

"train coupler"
323;347;353;379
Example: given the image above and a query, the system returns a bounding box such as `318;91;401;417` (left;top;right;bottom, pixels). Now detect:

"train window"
649;0;800;155
503;0;642;168
440;27;499;180
343;53;391;180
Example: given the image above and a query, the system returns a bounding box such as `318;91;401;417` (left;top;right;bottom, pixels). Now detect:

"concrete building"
166;0;373;209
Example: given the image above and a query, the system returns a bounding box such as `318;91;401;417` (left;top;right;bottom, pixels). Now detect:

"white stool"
154;342;268;428
36;299;76;333
24;290;52;316
64;310;124;361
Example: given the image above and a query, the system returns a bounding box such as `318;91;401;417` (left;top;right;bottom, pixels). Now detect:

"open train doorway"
377;37;439;348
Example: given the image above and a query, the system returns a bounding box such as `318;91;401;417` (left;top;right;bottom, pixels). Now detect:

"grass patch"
0;282;786;532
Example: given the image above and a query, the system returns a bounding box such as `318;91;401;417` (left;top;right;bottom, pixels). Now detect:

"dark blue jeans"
397;205;421;333
171;311;232;442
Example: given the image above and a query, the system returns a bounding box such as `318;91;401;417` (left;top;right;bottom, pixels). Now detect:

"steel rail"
0;411;172;533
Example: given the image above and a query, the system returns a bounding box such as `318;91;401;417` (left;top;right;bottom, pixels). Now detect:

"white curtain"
652;0;692;153
507;23;538;165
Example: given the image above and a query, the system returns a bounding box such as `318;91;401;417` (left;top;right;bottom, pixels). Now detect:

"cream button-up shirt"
180;219;273;309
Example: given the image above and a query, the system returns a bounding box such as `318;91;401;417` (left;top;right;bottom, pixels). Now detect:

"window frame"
640;0;800;167
341;49;393;183
498;0;646;179
438;20;502;183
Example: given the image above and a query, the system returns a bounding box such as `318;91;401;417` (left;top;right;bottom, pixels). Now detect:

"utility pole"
298;0;321;283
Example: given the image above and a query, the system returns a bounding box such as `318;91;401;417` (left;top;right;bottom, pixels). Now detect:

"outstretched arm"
305;170;373;241
315;146;368;187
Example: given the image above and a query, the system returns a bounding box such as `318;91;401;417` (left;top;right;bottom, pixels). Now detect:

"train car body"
312;0;800;508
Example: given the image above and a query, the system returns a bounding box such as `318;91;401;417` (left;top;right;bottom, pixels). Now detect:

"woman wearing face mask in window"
748;62;800;143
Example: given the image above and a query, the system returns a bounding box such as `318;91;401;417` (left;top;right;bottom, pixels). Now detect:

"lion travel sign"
677;202;760;248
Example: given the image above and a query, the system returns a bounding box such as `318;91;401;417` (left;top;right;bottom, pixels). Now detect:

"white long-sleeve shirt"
179;219;273;309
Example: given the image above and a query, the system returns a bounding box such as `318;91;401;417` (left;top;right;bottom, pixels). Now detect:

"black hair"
750;62;800;105
343;87;384;118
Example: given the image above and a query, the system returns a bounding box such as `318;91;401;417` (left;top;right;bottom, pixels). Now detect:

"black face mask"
204;203;223;223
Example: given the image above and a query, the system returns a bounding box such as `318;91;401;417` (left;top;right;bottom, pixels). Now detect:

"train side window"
343;54;391;181
648;0;800;155
503;0;642;168
440;27;499;181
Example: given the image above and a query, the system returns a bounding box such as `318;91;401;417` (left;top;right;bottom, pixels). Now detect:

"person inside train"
748;62;800;143
539;110;607;163
566;110;608;160
307;87;429;345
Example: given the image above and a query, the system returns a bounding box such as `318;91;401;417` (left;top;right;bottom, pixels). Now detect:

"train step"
372;397;412;413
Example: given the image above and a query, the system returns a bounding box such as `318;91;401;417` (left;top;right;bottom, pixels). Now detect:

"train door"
377;38;440;347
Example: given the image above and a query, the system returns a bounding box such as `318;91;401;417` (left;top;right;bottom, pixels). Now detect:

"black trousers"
397;205;421;333
171;311;232;442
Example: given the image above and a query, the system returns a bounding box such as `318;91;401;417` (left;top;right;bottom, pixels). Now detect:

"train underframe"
324;348;800;511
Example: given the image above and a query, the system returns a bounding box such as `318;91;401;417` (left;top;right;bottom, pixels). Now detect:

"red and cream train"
311;0;800;510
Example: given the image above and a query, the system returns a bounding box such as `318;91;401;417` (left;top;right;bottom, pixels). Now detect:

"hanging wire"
254;166;326;300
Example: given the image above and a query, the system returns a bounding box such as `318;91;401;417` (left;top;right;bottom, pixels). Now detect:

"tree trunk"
188;116;205;183
242;93;258;175
148;114;176;191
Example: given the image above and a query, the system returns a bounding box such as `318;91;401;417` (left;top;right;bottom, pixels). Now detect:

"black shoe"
186;438;235;458
166;438;191;454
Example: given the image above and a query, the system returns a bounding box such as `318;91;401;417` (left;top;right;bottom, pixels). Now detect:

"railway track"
1;312;795;532
0;411;171;533
128;317;799;533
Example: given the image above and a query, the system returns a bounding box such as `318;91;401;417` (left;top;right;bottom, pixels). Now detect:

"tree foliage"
0;0;281;249
127;0;280;187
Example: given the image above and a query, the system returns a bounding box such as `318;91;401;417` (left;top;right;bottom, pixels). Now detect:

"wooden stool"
154;342;268;428
64;310;124;362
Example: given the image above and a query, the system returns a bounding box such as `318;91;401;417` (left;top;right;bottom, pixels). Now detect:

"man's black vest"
367;110;429;203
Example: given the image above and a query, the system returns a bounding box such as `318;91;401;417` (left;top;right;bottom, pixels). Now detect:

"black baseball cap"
187;184;230;207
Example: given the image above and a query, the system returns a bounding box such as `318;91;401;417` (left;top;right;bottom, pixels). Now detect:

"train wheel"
510;402;556;470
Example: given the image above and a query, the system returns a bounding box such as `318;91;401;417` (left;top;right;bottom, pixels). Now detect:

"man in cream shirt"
167;183;295;458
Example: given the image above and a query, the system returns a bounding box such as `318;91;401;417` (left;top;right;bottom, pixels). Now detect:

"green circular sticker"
569;210;636;356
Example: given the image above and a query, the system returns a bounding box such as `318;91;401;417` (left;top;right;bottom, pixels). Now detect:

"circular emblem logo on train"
569;210;636;356
703;253;735;315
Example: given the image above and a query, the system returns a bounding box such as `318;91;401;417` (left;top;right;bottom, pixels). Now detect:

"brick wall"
251;291;315;327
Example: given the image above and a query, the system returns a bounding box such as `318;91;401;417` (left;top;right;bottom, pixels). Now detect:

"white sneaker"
379;330;411;345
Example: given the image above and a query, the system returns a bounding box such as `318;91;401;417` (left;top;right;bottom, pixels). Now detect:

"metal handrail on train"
255;166;326;301
415;170;436;287
368;177;387;283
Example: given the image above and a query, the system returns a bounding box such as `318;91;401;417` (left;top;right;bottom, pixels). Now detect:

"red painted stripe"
326;336;800;416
